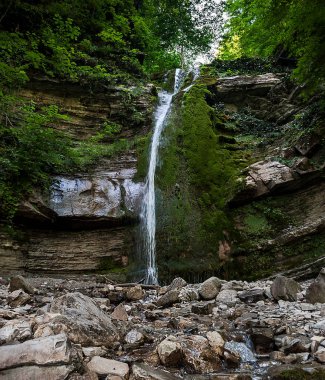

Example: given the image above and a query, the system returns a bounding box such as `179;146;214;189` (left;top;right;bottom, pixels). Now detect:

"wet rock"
181;335;221;373
112;303;129;321
191;302;214;315
237;288;265;303
157;337;182;367
9;275;34;294
0;365;73;380
206;331;224;355
198;277;222;300
50;292;119;346
126;286;145;301
0;319;32;344
0;334;71;370
281;336;311;354
87;356;129;379
216;290;239;306
224;341;256;363
157;290;180;308
125;330;145;346
271;276;301;301
7;290;31;308
251;327;274;353
131;363;181;380
306;268;325;304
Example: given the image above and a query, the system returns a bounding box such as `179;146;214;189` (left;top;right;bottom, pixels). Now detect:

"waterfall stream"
139;69;186;284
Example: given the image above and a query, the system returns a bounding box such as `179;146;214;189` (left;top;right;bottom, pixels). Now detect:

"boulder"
112;303;129;321
306;268;325;304
315;348;325;363
216;289;239;306
7;290;31;308
0;334;71;370
271;276;301;301
251;327;274;354
0;365;73;380
126;286;145;301
9;275;34;294
198;277;222;300
87;356;129;379
181;335;222;373
224;341;256;363
131;363;182;380
166;277;187;292
125;330;145;346
237;288;265;303
191;302;214;315
50;292;119;346
179;286;199;302
206;331;224;355
82;346;107;358
157;337;182;367
0;319;32;344
156;290;181;308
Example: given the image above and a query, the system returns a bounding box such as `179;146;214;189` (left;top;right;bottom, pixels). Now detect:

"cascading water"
139;69;186;285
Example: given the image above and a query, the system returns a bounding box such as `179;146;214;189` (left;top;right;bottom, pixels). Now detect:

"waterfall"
139;69;186;285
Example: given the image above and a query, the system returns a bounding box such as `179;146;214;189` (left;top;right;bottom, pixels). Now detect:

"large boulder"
50;292;119;346
198;277;222;300
0;334;71;370
306;268;325;304
0;319;32;344
271;276;301;301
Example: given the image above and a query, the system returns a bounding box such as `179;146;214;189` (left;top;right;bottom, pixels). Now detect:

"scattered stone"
198;277;222;300
179;286;199;302
306;268;325;304
7;290;31;308
251;328;274;353
216;290;239;306
181;335;221;373
237;288;265;303
125;330;145;346
157;337;182;367
166;278;187;292
112;303;129;321
271;276;301;301
9;275;34;294
87;356;129;379
191;302;214;315
50;292;119;346
206;331;224;354
126;286;145;301
157;290;180;308
0;319;32;344
132;363;182;380
82;346;107;358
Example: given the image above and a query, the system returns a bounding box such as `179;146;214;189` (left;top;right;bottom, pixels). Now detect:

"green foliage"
221;0;325;95
0;96;73;222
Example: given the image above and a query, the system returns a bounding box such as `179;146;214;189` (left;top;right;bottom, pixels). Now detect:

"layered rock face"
0;79;153;278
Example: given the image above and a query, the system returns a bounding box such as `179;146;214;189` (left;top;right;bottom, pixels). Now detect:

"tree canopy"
220;0;325;95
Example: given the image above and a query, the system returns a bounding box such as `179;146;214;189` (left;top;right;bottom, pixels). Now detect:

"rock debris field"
1;270;325;380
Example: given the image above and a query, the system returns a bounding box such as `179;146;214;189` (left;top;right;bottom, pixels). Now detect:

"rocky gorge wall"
0;69;324;282
0;78;155;280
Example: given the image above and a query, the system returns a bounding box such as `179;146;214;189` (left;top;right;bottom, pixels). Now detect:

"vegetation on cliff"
220;0;325;96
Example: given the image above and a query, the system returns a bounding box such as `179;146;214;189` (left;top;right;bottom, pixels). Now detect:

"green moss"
243;214;270;234
276;368;325;380
98;256;127;274
154;83;244;282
